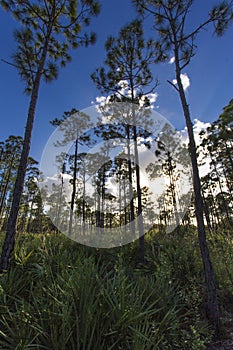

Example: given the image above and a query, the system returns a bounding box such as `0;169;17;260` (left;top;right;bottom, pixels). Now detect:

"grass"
0;229;232;349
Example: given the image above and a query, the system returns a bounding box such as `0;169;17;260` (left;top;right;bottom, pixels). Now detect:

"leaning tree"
133;0;233;335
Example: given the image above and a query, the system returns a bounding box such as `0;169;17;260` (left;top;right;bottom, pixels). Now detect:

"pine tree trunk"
133;124;145;263
123;177;127;228
168;152;180;233
201;188;212;232
175;60;220;335
56;176;64;234
126;125;135;234
0;74;42;272
101;166;105;228
82;168;86;234
69;139;78;237
0;168;13;217
119;177;122;226
26;199;34;233
0;41;49;273
0;154;16;216
96;178;101;228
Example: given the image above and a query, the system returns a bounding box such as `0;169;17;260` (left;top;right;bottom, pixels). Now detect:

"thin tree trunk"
167;152;180;233
224;140;233;172
1;201;11;231
175;54;220;335
69;139;78;237
211;154;232;225
0;145;4;165
26;198;34;233
96;180;101;228
119;177;122;226
123;177;127;228
133;124;145;263
130;80;145;261
101;166;105;228
56;175;64;234
0;168;13;217
0;154;16;216
201;187;212;232
82;169;86;234
126;125;135;235
0;40;49;273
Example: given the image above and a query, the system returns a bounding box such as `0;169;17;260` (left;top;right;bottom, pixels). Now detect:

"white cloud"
147;93;158;104
95;86;158;109
117;79;128;89
117;80;131;96
95;95;113;115
138;92;158;108
172;73;190;91
181;73;190;91
169;56;175;64
193;119;211;145
180;119;210;146
180;119;211;177
96;96;107;105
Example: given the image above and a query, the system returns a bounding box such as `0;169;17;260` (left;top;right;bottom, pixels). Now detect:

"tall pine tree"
0;0;100;272
92;19;157;261
133;0;233;335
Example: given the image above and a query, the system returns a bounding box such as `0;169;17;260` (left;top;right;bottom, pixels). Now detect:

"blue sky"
0;0;233;161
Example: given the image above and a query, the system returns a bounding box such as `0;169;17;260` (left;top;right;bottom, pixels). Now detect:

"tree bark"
82;168;86;234
133;124;145;263
126;125;135;235
68;139;78;237
174;52;220;335
0;41;48;273
0;156;15;217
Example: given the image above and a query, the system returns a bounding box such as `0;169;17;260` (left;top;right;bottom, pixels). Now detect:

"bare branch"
1;58;19;69
182;18;213;42
167;79;179;92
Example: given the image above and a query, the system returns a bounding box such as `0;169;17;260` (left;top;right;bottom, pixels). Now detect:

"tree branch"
1;58;37;75
167;79;179;92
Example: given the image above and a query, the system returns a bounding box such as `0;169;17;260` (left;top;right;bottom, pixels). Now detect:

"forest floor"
208;311;233;349
1;231;232;349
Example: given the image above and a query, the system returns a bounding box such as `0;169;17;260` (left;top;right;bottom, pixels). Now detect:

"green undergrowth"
0;229;232;349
